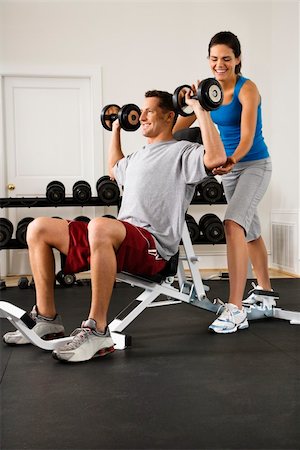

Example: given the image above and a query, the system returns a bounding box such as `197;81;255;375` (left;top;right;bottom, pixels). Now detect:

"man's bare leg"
26;217;70;318
87;217;126;332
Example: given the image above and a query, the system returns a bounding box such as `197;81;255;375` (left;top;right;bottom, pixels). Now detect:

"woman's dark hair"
208;31;242;75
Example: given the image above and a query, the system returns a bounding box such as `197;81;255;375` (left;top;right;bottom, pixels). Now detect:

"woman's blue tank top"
210;76;269;162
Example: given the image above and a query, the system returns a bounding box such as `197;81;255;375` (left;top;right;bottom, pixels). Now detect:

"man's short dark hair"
145;90;178;124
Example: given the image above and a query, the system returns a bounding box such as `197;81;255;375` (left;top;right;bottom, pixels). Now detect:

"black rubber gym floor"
1;278;299;450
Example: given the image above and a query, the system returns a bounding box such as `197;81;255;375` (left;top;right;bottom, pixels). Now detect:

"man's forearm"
108;128;124;178
194;106;226;170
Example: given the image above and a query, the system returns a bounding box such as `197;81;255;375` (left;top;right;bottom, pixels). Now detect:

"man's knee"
27;217;51;244
27;217;69;254
88;217;126;249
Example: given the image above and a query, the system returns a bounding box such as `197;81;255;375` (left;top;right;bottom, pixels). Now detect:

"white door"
1;69;106;276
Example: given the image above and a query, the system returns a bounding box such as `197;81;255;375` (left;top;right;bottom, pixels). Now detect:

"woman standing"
173;31;278;333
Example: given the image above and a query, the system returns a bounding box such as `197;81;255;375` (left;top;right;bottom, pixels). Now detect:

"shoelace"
213;298;225;315
247;282;259;296
219;303;236;321
65;327;94;350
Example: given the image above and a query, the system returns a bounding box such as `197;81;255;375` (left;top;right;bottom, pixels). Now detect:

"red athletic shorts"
63;220;167;276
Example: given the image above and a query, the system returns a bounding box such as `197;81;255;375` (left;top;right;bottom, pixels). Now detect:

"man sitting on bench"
3;89;226;363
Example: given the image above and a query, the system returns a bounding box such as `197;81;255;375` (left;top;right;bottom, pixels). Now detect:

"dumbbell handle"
103;113;118;121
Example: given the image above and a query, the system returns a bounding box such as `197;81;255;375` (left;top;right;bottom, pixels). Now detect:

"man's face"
139;97;172;141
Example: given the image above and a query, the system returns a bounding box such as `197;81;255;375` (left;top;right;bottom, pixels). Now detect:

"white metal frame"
0;223;299;351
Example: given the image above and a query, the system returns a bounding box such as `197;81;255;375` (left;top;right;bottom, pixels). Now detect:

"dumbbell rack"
0;177;227;289
188;187;227;245
0;194;120;289
0;196;120;251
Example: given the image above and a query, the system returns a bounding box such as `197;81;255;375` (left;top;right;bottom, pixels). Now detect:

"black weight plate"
118;104;141;131
101;104;120;131
73;216;90;223
172;85;194;117
197;176;223;203
72;180;92;203
46;180;65;203
185;213;200;243
197;78;223;111
0;218;14;247
96;176;120;204
198;213;224;243
16;217;35;246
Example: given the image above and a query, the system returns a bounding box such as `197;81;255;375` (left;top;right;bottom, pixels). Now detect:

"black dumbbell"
102;214;117;220
96;176;120;204
198;213;225;244
56;270;76;288
101;103;141;131
185;213;200;243
0;218;14;248
196;176;224;203
46;181;65;204
18;276;30;289
0;280;7;291
173;78;223;116
16;217;35;246
72;180;92;203
73;216;90;223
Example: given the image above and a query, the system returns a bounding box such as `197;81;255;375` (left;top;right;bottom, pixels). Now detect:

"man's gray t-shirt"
114;139;206;260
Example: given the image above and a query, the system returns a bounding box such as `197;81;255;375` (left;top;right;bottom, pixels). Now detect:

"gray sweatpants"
222;158;272;242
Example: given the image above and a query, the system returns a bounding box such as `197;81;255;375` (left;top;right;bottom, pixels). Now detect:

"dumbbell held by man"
101;103;141;131
173;78;223;116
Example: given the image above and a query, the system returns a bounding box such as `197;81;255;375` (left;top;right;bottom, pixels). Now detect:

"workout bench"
1;126;299;351
1;222;299;352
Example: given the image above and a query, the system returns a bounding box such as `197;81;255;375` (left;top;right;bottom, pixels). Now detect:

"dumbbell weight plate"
72;180;92;203
118;104;141;131
46;180;65;204
16;217;35;246
172;85;194;117
73;216;90;223
56;270;76;288
96;175;120;204
0;218;14;247
18;276;29;289
198;213;225;244
185;213;200;243
197;78;223;111
101;104;121;131
197;176;224;203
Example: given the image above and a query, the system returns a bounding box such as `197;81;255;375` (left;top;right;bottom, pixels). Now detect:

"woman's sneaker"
243;283;279;309
2;305;65;345
209;303;249;334
52;319;114;363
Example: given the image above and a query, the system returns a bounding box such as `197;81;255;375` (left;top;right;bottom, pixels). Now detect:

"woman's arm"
173;113;196;134
213;80;260;175
232;80;260;161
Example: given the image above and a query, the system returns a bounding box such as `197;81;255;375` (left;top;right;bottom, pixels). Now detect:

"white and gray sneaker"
3;305;65;345
243;283;279;309
52;319;114;363
209;303;249;334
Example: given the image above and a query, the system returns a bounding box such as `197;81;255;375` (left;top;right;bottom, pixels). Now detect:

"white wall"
269;1;299;274
0;0;299;272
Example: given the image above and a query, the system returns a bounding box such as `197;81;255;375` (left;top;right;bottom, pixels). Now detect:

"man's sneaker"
209;303;249;334
3;305;65;345
52;319;114;363
243;283;279;309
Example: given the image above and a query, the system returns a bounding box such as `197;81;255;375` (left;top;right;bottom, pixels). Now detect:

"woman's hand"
212;156;236;175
